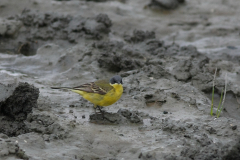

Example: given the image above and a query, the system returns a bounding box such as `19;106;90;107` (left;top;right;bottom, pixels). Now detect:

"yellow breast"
72;84;123;107
99;83;123;106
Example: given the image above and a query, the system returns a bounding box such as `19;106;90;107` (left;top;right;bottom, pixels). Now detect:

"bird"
51;75;123;116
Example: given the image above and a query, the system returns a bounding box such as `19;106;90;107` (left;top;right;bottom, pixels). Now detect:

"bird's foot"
97;106;105;120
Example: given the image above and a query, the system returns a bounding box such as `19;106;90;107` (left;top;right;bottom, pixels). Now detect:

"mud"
0;82;38;137
0;0;240;159
0;82;39;120
0;9;112;55
89;109;143;124
147;0;185;10
0;133;28;159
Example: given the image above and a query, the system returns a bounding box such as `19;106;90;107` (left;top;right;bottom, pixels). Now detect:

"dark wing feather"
73;82;95;93
72;79;113;95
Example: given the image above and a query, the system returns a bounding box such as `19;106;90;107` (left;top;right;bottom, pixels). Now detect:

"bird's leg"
94;106;97;114
94;106;97;119
97;105;104;119
93;105;99;120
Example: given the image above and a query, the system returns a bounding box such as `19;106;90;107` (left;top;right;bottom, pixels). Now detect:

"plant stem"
217;73;227;118
210;68;217;116
216;88;223;116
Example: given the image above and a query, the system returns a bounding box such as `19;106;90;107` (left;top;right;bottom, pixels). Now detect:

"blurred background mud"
0;0;240;159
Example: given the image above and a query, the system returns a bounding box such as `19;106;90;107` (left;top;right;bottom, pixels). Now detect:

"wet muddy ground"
0;0;240;159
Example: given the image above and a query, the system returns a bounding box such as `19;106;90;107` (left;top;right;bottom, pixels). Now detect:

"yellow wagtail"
51;75;123;114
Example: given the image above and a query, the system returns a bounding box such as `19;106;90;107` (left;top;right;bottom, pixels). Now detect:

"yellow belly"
71;84;123;107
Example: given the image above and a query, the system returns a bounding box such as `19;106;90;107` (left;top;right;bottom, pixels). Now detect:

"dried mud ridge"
0;6;240;160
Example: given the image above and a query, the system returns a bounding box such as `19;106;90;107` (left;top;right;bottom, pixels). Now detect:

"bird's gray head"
110;75;123;84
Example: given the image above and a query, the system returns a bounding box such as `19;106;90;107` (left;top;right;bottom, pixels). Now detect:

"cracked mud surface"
0;0;240;159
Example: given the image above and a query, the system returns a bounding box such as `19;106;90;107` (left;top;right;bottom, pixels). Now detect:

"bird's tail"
51;87;73;90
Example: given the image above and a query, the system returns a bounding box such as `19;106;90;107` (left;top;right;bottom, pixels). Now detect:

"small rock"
163;111;168;114
184;134;191;138
232;125;237;130
82;115;85;119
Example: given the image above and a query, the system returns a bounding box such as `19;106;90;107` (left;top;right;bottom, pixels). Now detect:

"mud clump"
145;39;165;54
25;113;67;139
0;134;28;159
141;65;171;79
172;54;210;82
144;89;167;106
0;18;22;37
94;40;144;72
17;9;112;42
98;52;143;72
0;82;66;138
0;10;112;55
147;0;185;10
95;13;112;31
118;109;143;123
138;152;157;160
124;30;155;43
172;59;192;81
0;82;39;137
139;116;239;160
89;109;143;124
222;138;240;160
0;82;39;120
93;41;124;51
